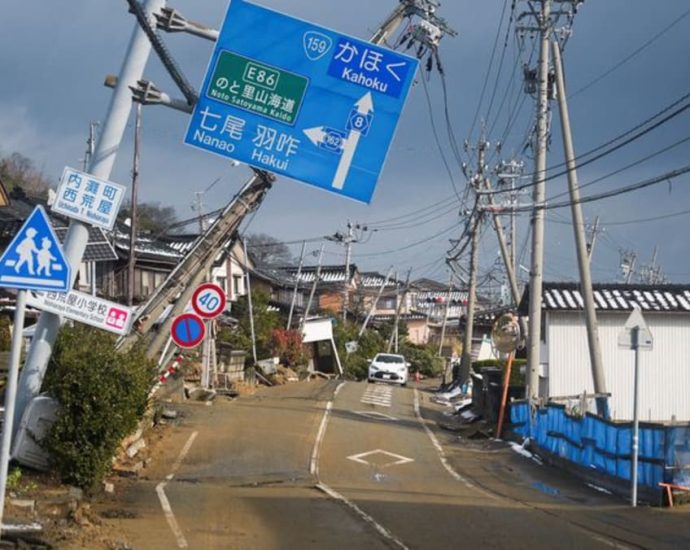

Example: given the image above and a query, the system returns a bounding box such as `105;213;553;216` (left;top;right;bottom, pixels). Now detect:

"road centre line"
156;431;198;549
311;382;409;549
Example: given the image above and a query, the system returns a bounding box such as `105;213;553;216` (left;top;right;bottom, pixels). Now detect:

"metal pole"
358;267;394;339
14;0;166;437
552;40;608;417
0;291;27;532
526;0;551;405
244;238;257;365
496;351;515;439
287;241;306;330
201;319;210;389
631;325;640;507
301;244;324;329
128;103;142;306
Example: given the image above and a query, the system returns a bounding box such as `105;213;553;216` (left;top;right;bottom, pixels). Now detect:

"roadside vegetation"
42;325;156;490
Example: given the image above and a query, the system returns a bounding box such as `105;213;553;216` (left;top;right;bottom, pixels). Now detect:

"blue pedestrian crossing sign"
0;206;71;292
184;0;419;204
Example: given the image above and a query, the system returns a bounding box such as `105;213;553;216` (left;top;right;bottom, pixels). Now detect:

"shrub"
270;328;309;366
333;320;386;380
400;343;445;377
473;358;526;386
42;325;156;490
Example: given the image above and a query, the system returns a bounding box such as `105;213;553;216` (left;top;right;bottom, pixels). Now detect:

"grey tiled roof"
521;282;690;313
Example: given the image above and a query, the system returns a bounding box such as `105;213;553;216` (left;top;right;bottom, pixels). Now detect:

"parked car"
367;353;410;386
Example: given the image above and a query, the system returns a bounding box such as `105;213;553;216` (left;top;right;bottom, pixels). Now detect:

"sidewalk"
417;383;690;550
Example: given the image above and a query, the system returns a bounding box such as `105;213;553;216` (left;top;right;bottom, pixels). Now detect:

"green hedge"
473;358;526;386
42;325;156;490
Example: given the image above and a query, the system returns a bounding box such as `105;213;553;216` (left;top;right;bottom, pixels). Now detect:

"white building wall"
546;311;690;421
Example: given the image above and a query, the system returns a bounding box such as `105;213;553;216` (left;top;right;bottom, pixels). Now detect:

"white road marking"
413;389;474;489
354;411;399;421
316;483;410;550
310;401;332;477
311;382;409;548
361;384;393;407
347;449;414;467
156;431;198;549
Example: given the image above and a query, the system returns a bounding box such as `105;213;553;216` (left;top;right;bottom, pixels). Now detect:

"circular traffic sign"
191;283;227;319
171;313;206;349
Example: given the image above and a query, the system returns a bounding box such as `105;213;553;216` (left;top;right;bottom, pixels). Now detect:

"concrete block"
126;438;146;459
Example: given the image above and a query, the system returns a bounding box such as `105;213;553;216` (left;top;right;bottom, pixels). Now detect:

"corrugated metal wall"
546;311;690;421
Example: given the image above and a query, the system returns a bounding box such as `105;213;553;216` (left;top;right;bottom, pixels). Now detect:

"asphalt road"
104;380;690;549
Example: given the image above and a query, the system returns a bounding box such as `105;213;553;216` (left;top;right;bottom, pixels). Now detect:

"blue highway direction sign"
0;206;71;292
184;0;418;204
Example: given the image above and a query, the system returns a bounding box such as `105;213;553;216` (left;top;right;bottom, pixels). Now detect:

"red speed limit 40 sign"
191;282;227;319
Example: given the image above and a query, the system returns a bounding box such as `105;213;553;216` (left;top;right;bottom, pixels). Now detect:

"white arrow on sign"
332;92;374;190
303;126;329;147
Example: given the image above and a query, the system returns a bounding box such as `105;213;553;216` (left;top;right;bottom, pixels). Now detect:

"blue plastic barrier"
509;401;686;488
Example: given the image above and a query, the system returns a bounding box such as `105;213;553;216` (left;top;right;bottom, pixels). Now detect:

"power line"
482;91;690;197
504;164;690;213
569;7;690;100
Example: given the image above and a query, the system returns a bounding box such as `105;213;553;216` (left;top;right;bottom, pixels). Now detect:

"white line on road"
311;382;410;549
156;431;198;549
413;389;474;489
316;483;410;550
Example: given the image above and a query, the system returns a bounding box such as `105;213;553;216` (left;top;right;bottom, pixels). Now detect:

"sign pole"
631;325;640;507
0;291;28;531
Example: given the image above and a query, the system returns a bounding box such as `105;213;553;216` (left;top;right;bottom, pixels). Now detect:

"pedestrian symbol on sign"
0;206;71;292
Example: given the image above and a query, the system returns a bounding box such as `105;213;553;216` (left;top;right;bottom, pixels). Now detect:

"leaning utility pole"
128;104;142;307
387;270;411;353
552;39;608;417
438;270;453;356
14;0;166;437
342;222;354;322
301;244;324;328
459;214;481;384
358;267;394;339
287;241;306;330
525;0;552;405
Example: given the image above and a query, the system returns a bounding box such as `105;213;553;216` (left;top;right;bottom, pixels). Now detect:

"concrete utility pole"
327;222;369;323
387;270;411;353
484;181;529;343
458;138;489;384
14;0;166;437
301;244;324;329
287;241;306;330
525;0;551;406
128;104;142;307
244;238;257;366
438;270;453;356
552;40;608;417
358;267;394;339
343;222;354;322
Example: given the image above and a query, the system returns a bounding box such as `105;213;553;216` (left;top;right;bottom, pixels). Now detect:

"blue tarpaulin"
510;402;689;489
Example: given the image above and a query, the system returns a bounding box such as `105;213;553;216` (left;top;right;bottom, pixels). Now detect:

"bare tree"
247;233;294;267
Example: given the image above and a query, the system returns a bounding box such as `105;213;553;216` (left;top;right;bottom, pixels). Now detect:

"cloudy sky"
2;0;689;290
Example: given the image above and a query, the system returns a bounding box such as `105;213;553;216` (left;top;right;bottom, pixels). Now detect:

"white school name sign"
25;290;134;336
52;167;126;231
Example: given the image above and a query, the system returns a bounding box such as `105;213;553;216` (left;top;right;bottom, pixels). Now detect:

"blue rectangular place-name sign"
184;0;418;204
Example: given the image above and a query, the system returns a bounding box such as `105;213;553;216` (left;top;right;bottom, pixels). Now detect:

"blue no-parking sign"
184;0;418;203
0;206;70;292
